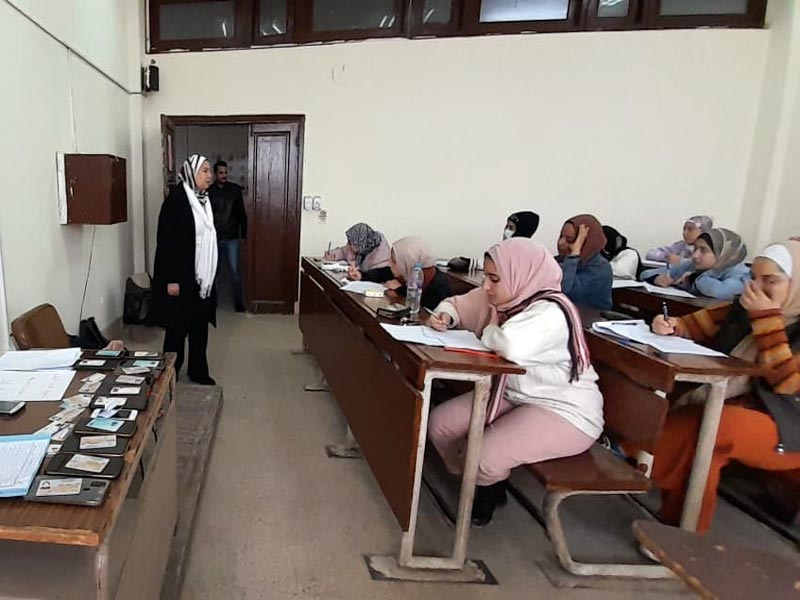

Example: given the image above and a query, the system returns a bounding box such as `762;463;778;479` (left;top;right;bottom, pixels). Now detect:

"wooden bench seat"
527;444;652;494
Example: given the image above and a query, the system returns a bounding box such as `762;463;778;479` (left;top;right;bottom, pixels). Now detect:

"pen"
326;241;332;255
444;347;499;359
662;301;670;322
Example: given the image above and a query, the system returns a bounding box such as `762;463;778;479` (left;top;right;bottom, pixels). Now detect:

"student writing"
324;223;392;283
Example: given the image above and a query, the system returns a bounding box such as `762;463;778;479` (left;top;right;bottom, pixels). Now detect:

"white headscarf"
178;155;218;300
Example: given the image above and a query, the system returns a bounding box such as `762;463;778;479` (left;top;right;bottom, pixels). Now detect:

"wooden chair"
10;304;71;350
526;364;673;578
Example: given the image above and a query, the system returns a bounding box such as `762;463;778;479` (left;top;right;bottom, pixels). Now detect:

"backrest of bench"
595;363;668;453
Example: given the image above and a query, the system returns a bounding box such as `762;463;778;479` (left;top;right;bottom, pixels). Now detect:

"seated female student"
602;225;641;280
556;215;613;310
324;223;392;282
646;228;749;300
646;215;713;265
385;236;451;311
448;211;540;273
649;240;800;532
427;239;603;525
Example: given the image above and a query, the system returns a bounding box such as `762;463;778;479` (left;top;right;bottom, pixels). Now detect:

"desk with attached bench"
300;257;523;582
0;356;177;600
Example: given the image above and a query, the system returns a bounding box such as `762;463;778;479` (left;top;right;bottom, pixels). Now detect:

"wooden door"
246;119;304;314
160;115;177;197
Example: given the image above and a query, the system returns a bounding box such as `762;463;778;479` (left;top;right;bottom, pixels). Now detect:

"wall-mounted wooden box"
57;153;128;225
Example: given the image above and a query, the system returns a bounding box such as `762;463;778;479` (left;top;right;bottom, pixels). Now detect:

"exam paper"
381;324;490;352
611;279;697;298
0;370;75;402
0;348;80;371
0;434;50;497
591;321;725;357
340;281;387;295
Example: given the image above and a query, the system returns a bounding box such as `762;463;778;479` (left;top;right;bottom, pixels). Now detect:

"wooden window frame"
252;0;295;45
294;0;407;43
407;0;464;38
643;0;767;29
149;0;254;52
461;0;584;35
583;0;641;31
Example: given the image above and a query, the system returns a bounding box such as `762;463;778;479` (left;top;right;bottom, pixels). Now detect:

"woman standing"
152;155;218;385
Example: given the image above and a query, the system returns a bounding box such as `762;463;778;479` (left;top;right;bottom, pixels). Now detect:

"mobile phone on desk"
0;400;25;417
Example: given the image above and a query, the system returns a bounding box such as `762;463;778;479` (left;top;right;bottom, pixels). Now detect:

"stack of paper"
340;281;387;295
611;280;697;299
321;262;348;272
0;434;50;497
381;324;489;352
0;348;81;371
0;370;75;402
591;320;725;357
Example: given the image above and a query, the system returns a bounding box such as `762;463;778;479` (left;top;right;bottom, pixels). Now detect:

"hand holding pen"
652;301;678;336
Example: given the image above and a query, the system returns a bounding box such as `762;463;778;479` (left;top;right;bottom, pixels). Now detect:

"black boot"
471;483;508;527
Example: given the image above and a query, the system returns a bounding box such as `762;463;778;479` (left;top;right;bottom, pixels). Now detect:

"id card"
81;373;106;384
36;478;83;497
132;360;160;368
116;375;145;385
80;435;117;450
78;359;106;368
110;387;141;396
66;454;109;474
95;350;123;357
49;407;84;424
35;422;62;436
47;444;62;456
79;381;102;394
122;367;150;375
133;351;160;358
62;395;93;409
52;424;75;442
86;418;124;433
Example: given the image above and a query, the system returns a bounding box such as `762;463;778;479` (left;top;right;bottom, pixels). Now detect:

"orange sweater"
673;303;800;396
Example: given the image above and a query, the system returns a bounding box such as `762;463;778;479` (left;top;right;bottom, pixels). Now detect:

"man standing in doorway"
209;160;248;313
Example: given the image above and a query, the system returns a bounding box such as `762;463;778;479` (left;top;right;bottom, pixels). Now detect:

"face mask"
503;228;514;240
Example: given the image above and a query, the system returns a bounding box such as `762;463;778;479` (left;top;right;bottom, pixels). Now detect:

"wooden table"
300;258;523;581
580;308;759;530
633;520;800;599
0;356;177;600
438;267;483;297
613;286;717;319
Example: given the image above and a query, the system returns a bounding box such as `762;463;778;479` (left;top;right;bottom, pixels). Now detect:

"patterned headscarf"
345;223;383;267
698;228;747;273
686;215;713;232
178;155;210;202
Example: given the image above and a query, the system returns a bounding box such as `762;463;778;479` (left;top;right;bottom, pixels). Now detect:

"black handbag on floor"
78;317;110;350
123;274;153;325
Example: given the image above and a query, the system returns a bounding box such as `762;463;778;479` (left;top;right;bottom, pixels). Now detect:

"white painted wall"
0;0;137;336
142;29;769;266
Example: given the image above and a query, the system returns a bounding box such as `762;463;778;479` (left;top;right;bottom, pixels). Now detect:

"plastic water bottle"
406;262;424;317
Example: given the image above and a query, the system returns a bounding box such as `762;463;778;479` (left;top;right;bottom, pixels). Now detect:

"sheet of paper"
321;262;348;272
380;324;490;351
591;321;726;357
611;279;646;289
340;281;387;295
0;434;50;497
0;348;80;371
642;283;697;299
0;370;75;402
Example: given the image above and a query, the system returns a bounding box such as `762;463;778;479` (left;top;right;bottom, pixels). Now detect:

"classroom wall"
142;28;769;266
0;0;138;337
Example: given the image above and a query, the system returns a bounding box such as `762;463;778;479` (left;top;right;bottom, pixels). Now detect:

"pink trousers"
428;393;595;486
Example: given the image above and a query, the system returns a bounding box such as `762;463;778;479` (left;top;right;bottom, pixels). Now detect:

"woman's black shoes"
189;375;216;386
471;482;508;527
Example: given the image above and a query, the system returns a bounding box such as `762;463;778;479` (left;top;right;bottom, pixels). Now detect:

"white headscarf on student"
178;155;218;300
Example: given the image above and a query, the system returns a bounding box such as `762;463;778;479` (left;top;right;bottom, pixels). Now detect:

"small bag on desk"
377;304;410;320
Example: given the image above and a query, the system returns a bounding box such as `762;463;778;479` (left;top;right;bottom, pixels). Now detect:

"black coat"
151;185;217;328
208;182;247;241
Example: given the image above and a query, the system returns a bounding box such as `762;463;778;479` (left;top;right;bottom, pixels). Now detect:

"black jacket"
208;182;247;241
150;185;217;328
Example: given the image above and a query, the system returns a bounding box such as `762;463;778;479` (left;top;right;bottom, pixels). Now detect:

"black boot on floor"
471;482;508;527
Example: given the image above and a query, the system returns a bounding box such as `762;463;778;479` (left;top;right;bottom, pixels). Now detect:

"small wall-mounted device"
312;196;322;211
141;61;159;93
303;196;314;211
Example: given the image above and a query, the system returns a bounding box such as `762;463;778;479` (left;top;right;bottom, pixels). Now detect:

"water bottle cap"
414;262;422;267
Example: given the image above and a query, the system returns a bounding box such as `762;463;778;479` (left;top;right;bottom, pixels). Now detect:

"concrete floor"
125;309;693;600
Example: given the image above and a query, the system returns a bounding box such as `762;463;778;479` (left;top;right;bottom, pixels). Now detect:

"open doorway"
161;115;304;315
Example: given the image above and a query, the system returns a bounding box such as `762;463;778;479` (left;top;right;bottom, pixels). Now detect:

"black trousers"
163;312;210;380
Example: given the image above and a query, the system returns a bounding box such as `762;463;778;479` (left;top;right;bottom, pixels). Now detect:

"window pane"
660;0;747;16
598;0;629;18
423;0;453;24
312;0;398;31
259;0;288;36
159;1;236;40
480;0;569;22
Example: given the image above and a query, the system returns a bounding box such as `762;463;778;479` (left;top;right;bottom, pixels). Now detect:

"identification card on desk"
65;454;109;474
35;477;83;496
133;351;160;358
80;435;117;450
116;375;145;385
122;367;150;375
131;360;160;369
81;372;106;384
110;386;141;396
79;381;102;394
95;350;123;358
49;406;84;424
77;359;106;368
86;418;124;432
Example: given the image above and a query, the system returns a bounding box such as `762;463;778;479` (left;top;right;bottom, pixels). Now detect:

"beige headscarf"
391;237;436;283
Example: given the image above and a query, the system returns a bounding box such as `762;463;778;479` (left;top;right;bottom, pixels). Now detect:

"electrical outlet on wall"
303;196;313;211
312;196;322;211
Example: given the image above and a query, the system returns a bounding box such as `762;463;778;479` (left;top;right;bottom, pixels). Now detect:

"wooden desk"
581;308;759;531
613;286;716;319
0;356;177;600
633;520;800;599
300;258;523;581
438;267;483;297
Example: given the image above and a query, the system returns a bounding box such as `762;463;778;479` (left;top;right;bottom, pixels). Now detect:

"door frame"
160;114;306;314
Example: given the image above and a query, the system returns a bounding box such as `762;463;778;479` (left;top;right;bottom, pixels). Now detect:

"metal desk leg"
680;378;728;531
367;371;493;583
